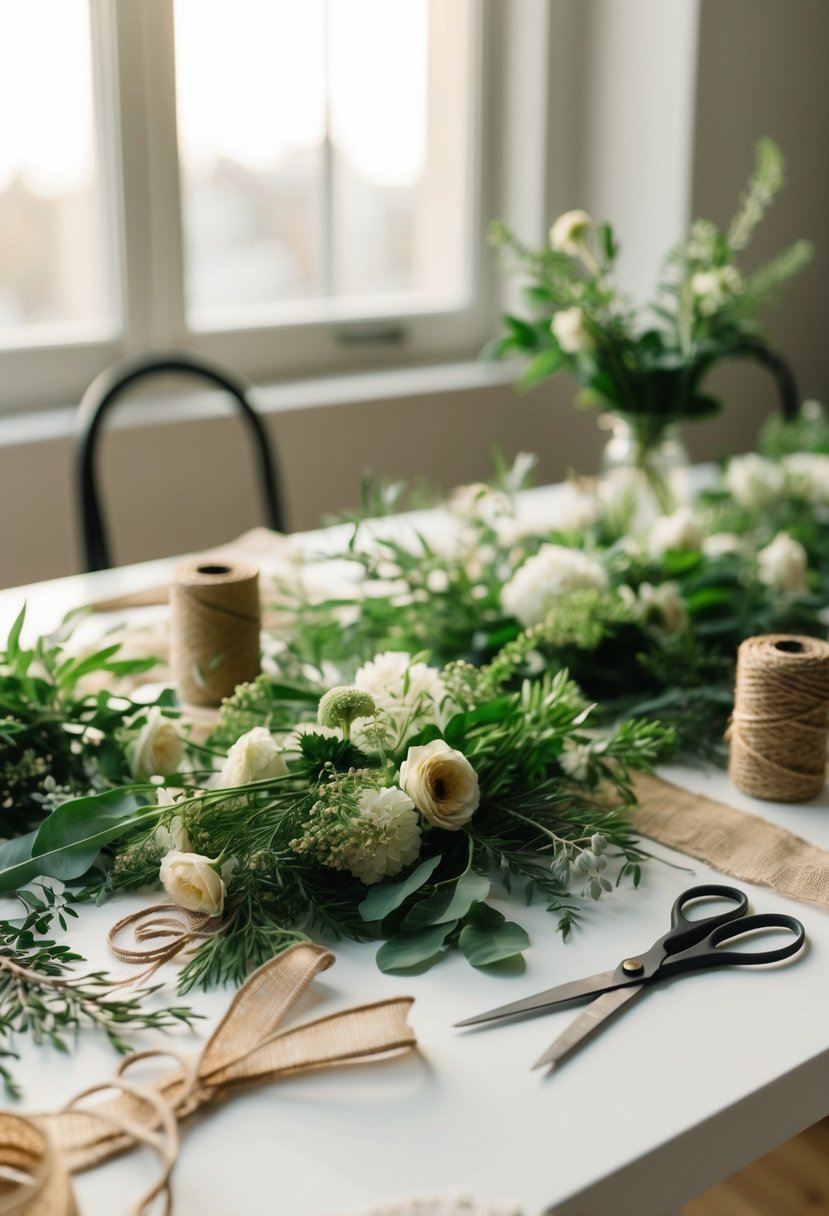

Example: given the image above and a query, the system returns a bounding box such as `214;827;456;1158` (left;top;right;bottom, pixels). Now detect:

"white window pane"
174;0;472;324
0;0;114;336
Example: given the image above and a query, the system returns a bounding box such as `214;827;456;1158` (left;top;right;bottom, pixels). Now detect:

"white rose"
725;454;784;509
159;850;225;917
757;533;809;593
549;209;591;255
702;532;743;557
551;306;595;354
647;507;703;557
636;582;687;634
217;726;287;788
399;739;480;831
126;708;183;780
501;544;608;628
782;453;829;506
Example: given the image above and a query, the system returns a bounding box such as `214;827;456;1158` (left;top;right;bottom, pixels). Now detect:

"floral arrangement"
0;407;827;1094
487;139;812;459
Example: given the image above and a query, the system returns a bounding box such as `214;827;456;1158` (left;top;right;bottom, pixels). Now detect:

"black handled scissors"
455;884;806;1070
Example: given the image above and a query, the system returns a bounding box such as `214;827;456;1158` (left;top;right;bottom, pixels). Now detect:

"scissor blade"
531;984;644;1070
454;969;617;1028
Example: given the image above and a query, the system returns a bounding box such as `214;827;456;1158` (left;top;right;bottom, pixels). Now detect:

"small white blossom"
757;532;809;593
551;306;594;354
549;208;591;255
725;453;784;509
560;741;593;783
690;265;742;316
449;482;511;526
647;507;703;557
622;582;687;634
501;544;608;628
703;532;743;557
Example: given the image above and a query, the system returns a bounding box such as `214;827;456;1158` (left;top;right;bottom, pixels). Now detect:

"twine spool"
170;559;260;707
728;633;829;802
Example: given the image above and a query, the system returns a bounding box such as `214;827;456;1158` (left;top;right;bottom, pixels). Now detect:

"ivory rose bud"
159;850;225;917
217;726;287;788
400;739;480;831
757;533;809;593
551;306;594;354
549;209;591;255
126;708;183;780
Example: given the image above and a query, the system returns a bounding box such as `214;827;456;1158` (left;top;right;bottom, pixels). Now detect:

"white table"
2;531;828;1216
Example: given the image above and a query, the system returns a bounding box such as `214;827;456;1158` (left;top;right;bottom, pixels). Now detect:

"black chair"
75;350;285;571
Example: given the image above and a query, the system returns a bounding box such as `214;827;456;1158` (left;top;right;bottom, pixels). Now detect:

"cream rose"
217;726;287;788
549;209;591;255
159;850;225;917
551;306;594;354
399;739;480;831
757;533;809;593
126;708;183;780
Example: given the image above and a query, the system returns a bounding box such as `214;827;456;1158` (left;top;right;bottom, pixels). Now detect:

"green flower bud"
317;686;376;740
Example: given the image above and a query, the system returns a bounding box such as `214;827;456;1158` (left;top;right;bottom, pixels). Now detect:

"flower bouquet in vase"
487;139;812;526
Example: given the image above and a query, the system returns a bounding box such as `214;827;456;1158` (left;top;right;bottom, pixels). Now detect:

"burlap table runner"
633;773;829;904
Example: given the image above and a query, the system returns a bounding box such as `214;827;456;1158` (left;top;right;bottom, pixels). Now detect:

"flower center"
433;777;448;801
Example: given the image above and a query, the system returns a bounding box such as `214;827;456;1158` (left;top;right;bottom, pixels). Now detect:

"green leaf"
376;921;458;972
5;604;26;662
459;919;530;966
517;347;566;390
503;313;538;348
402;872;491;930
598;221;617;263
0;786;157;891
357;855;442;922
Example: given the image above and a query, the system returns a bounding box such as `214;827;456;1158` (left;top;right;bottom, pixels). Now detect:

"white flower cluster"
501;544;608;628
619;582;687;634
757;532;809;593
726;450;829;510
354;650;451;740
647;507;703;557
690;265;742;316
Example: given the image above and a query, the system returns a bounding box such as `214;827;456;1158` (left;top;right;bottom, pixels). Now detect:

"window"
0;0;505;413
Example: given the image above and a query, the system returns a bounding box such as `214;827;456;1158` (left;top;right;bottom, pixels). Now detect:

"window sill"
0;359;521;448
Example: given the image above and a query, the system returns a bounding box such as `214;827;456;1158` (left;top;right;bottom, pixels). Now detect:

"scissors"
455;884;806;1070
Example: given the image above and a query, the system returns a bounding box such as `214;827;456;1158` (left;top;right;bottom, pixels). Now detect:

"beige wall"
1;0;827;589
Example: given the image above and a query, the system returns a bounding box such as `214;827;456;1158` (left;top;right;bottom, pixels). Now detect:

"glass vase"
599;416;691;530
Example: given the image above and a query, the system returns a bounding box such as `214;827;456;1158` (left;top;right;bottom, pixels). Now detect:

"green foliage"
489;139;811;437
0;885;199;1097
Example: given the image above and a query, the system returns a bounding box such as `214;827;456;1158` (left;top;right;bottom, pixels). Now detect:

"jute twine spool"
170;559;260;707
728;633;829;802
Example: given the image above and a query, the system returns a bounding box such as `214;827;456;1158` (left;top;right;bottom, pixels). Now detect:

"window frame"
0;0;558;414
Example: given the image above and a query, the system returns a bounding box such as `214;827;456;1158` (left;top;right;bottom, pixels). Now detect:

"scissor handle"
664;884;750;955
659;912;806;979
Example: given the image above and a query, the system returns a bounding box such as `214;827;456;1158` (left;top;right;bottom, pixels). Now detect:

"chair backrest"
75;350;285;571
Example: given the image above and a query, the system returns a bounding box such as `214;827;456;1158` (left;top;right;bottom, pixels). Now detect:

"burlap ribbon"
0;944;415;1215
634;773;829;904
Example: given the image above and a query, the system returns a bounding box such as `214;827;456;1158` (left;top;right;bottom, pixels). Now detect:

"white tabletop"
2;523;828;1216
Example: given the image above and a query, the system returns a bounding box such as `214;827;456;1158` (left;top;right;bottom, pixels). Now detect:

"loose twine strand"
0;944;416;1216
728;634;829;802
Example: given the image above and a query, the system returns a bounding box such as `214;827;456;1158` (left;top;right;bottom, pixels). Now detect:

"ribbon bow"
0;944;415;1215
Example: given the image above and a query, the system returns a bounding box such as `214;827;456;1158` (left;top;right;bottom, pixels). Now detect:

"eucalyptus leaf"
376;920;458;972
402;872;491;930
357;854;441;923
459;919;530;966
0;786;157;891
517;348;566;390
